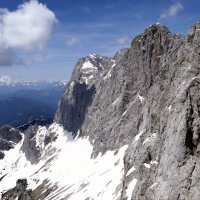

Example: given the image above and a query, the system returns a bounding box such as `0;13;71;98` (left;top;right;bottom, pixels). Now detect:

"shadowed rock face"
21;125;41;164
1;179;32;200
0;125;22;159
54;22;200;199
54;54;110;136
55;82;96;136
0;125;22;143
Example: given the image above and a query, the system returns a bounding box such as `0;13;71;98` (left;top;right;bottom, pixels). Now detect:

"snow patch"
111;60;116;69
74;129;80;140
70;81;75;88
103;70;112;80
150;182;158;189
168;105;172;112
35;126;47;150
143;133;156;145
127;166;135;176
126;179;137;200
192;76;198;80
103;60;116;80
122;110;127;117
138;95;145;103
112;97;120;105
133;131;144;143
150;160;158;165
144;163;150;169
82;60;97;70
89;53;96;59
82;75;94;85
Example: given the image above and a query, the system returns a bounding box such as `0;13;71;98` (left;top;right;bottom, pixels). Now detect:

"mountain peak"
188;21;200;43
145;23;169;33
70;54;110;85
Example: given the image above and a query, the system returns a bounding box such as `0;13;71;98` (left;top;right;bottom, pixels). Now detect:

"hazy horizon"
0;0;200;81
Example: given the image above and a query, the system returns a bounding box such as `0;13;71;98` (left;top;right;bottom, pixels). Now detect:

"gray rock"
0;139;13;151
21;125;41;164
21;124;59;164
1;179;32;200
0;125;22;144
0;151;4;159
54;54;110;136
54;22;200;199
0;125;22;159
55;82;96;136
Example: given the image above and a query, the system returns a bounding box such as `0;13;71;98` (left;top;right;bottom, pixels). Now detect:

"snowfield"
0;123;128;200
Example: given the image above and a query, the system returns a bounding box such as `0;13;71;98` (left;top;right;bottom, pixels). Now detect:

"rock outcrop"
54;54;110;136
1;179;32;200
0;125;22;159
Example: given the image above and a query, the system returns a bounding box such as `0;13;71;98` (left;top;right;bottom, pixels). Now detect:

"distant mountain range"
0;78;67;127
0;76;67;93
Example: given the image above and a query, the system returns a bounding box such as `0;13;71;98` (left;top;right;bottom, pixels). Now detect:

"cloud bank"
160;1;183;19
0;0;57;66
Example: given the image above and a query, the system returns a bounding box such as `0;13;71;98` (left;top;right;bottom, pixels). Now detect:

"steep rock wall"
55;22;200;199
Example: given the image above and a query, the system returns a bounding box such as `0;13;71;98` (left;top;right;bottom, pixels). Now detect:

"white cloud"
0;0;57;66
117;36;130;45
160;1;183;19
66;36;79;46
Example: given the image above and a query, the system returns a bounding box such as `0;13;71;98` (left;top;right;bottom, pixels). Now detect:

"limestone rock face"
54;22;200;199
21;124;59;164
21;125;42;164
54;54;110;136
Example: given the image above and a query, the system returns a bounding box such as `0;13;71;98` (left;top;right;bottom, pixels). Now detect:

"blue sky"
0;0;200;81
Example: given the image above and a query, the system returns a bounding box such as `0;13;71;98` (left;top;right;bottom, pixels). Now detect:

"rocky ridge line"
55;22;200;199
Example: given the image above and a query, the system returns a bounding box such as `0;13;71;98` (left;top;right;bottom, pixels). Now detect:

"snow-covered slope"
0;123;129;200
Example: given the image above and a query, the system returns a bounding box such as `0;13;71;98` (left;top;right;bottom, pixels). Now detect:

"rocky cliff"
1;22;200;200
0;125;22;159
55;22;200;199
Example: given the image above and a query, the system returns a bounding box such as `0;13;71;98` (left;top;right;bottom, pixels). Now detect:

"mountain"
0;80;67;127
0;125;22;159
1;22;200;199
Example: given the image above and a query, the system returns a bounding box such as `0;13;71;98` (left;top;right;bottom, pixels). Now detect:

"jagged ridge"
55;22;200;199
